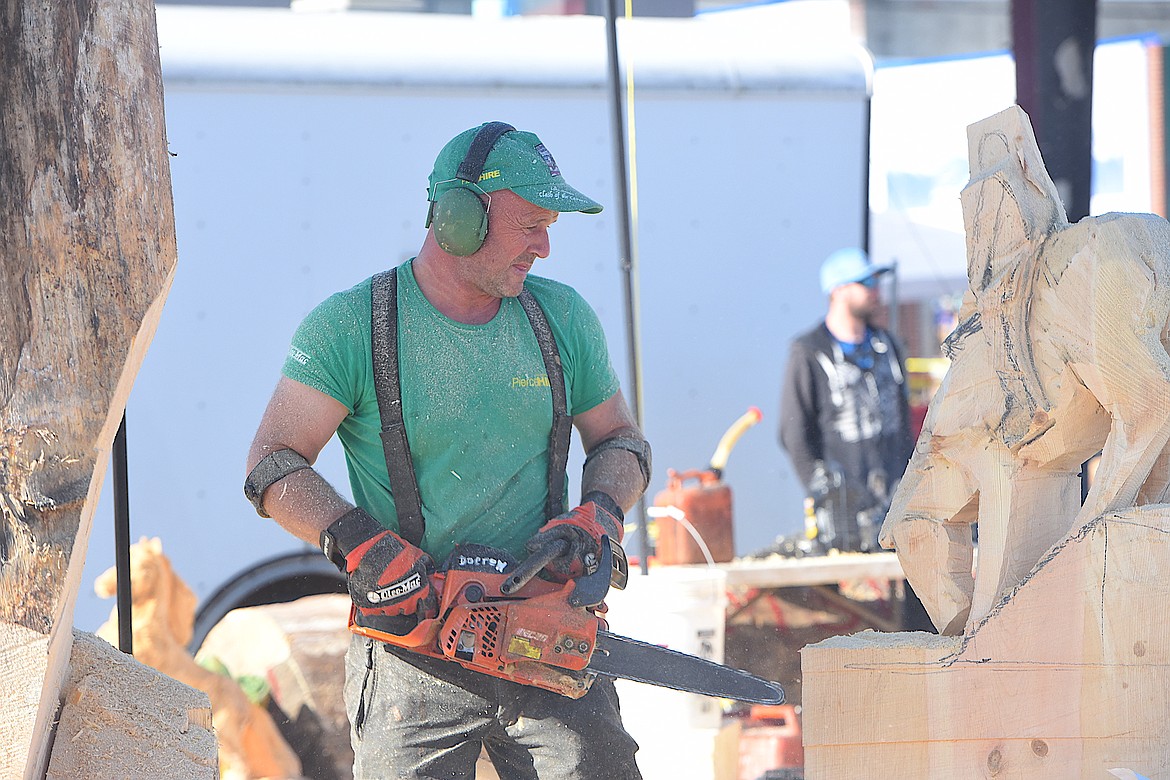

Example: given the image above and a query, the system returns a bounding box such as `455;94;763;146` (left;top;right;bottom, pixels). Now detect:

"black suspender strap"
369;268;574;549
518;289;572;519
370;268;426;547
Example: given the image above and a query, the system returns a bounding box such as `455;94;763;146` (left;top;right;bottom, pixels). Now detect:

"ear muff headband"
457;121;515;183
429;122;516;256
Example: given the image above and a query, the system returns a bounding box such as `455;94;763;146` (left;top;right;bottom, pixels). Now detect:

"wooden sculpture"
801;105;1170;778
879;104;1170;635
95;538;303;780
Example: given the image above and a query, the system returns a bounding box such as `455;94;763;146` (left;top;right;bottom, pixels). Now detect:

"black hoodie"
778;322;914;530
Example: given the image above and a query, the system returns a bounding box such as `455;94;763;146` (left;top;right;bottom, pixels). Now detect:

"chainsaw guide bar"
590;631;785;705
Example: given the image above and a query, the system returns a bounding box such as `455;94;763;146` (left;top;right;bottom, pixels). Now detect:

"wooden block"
713;719;741;780
0;1;177;774
0;623;51;779
803;508;1170;778
97;539;303;780
46;631;216;780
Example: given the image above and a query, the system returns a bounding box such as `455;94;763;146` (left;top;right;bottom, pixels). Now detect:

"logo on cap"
534;143;561;177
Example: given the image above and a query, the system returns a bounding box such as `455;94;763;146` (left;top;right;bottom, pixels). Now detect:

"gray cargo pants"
344;635;643;780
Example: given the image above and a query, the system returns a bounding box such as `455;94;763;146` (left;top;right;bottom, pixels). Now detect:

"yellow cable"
624;0;638;232
623;0;646;423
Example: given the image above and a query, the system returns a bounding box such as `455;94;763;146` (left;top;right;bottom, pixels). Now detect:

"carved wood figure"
801;104;1170;778
95;538;303;780
879;104;1170;634
1;2;177;776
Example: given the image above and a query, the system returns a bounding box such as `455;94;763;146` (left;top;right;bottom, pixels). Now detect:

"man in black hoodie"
778;248;914;553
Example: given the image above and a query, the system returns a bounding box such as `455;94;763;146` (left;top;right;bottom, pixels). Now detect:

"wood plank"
0;1;177;776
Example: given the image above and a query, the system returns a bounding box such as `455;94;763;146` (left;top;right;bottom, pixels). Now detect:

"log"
0;1;177;776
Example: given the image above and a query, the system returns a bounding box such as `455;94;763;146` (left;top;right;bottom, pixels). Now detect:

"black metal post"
1012;0;1097;502
113;413;133;655
603;0;649;572
1012;0;1096;224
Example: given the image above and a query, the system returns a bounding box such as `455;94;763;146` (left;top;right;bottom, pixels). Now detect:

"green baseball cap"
428;123;603;215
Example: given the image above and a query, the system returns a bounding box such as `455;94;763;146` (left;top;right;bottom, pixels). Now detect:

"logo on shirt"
288;346;311;365
512;375;550;389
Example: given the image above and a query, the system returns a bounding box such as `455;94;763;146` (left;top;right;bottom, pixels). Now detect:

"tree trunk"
0;1;177;776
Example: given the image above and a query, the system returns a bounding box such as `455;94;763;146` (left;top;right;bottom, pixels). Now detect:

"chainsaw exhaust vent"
442;605;502;661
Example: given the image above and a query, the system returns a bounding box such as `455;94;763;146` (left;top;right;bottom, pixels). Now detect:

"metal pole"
862;96;872;257
113;413;133;655
603;0;649;572
1011;0;1097;502
888;259;899;339
1011;0;1096;224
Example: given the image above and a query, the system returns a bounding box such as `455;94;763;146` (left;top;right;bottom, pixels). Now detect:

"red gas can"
650;407;762;566
652;469;735;565
737;704;804;780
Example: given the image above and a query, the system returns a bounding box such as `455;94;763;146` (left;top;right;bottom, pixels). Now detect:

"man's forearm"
581;429;650;513
257;465;355;548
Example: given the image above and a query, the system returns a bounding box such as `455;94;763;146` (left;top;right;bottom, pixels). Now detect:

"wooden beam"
0;1;177;776
803;508;1170;776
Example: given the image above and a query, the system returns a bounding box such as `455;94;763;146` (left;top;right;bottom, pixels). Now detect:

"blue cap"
819;248;892;294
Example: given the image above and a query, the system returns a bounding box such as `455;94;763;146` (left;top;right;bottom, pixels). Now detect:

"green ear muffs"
426;121;516;257
431;186;489;257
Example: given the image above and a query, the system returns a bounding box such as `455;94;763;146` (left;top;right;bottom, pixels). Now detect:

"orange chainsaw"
349;537;784;703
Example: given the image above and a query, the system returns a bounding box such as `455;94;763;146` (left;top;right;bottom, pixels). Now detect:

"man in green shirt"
245;122;650;779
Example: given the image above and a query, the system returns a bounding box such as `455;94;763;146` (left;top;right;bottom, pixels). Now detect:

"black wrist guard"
581;490;624;523
320;507;385;572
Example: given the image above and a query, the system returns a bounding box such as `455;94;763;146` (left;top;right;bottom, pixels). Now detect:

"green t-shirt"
282;260;620;564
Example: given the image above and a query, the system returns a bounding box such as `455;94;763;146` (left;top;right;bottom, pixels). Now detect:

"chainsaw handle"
501;538;569;595
501;536;617;610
